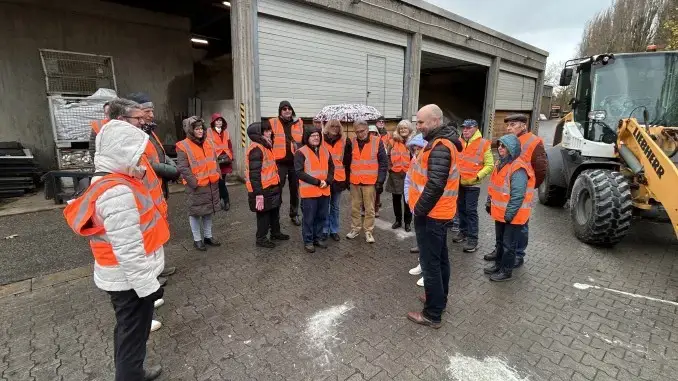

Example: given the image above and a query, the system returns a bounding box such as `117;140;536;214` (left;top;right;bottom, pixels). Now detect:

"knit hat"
126;92;153;109
406;133;427;149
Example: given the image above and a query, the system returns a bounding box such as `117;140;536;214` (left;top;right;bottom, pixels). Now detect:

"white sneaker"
154;298;164;308
346;229;361;239
417;277;424;287
409;264;422;276
150;320;162;332
365;232;375;243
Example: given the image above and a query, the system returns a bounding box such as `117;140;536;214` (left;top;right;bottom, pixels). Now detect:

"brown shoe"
407;311;441;329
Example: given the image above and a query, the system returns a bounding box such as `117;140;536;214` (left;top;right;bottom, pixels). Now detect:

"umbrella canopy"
313;104;383;123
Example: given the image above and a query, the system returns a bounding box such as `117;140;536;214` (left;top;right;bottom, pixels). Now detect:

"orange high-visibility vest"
458;137;491;181
297;145;331;198
323;138;346;182
407;139;460;220
175;139;220;187
139;154;168;218
206;128;233;160
350;136;379;185
144;131;166;165
245;142;280;192
90;119;110;134
390;141;410;173
517;132;542;167
380;134;391;148
488;158;536;225
63;174;170;267
270;118;303;160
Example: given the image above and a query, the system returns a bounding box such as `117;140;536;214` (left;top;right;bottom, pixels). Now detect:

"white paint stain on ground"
585;331;647;355
573;282;678;307
447;354;529;381
304;302;354;367
373;218;415;240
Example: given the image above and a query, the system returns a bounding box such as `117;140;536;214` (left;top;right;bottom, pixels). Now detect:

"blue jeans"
414;215;450;323
457;186;480;241
323;191;342;236
301;196;330;244
495;221;524;272
516;221;529;258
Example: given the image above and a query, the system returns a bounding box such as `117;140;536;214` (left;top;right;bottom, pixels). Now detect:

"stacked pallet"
0;142;40;199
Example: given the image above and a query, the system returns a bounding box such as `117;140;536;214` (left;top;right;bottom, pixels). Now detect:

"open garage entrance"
418;39;489;128
105;0;235;145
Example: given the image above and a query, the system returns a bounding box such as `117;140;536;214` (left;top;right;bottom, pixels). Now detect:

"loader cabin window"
586;53;678;142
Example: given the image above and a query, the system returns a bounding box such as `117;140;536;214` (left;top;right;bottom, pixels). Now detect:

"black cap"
504;114;528;124
376;116;385;122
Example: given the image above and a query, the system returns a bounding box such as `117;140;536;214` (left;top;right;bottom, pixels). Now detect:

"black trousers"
108;289;154;381
392;194;412;224
256;206;281;242
277;162;299;218
218;175;230;204
414;215;450;323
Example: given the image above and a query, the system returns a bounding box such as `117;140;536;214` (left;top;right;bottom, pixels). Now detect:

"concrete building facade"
0;0;547;175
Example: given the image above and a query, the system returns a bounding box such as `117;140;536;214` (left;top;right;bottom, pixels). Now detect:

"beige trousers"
350;184;376;233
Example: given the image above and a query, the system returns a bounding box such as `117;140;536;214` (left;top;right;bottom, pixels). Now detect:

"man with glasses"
483;114;547;268
266;101;304;226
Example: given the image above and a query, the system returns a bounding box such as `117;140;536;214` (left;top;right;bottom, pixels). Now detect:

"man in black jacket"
263;101;303;226
406;104;459;329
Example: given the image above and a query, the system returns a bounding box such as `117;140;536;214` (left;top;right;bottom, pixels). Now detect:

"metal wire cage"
39;49;117;95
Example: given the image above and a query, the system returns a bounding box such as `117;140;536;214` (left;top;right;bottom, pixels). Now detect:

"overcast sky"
424;0;614;65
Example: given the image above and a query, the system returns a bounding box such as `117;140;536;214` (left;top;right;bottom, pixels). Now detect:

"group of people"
62;93;548;379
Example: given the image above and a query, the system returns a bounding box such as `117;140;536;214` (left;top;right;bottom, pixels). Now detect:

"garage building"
0;0;547;176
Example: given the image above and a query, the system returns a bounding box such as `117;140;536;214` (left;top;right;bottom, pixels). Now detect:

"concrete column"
231;0;260;178
402;32;422;121
482;56;501;139
530;70;545;135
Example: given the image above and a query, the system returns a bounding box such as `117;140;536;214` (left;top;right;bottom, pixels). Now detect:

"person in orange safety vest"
295;125;334;253
63;121;165;381
451;119;494;254
245;122;290;248
208;113;234;211
385;120;414;232
406;104;459;330
88;101;111;161
266;100;304;226
484;134;535;282
321;119;352;242
176;117;222;252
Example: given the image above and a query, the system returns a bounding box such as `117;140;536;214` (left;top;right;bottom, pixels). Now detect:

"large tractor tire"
538;170;567;207
569;169;633;246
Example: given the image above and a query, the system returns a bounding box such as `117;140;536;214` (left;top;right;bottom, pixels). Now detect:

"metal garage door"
421;38;492;67
495;71;537;110
257;0;406;118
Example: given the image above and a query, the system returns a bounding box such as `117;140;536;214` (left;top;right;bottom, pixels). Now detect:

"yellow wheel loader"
539;50;678;246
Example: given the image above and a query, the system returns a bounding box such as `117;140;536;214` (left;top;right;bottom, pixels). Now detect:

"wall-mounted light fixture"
223;1;231;7
191;38;209;45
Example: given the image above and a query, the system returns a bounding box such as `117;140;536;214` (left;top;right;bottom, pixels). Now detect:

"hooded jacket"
210;113;234;175
323;130;352;193
490;134;529;223
294;126;335;192
413;124;460;217
459;129;495;187
246;122;282;212
88;120;165;297
176;117;221;216
403;133;427;204
263;101;300;164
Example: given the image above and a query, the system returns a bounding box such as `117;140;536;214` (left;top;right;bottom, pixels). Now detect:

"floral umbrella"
313;104;383;123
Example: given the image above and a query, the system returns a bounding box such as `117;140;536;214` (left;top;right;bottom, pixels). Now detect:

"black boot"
452;231;466;243
330;233;341;241
391;221;402;229
204;237;221;247
514;257;525;268
483;264;500;274
193;240;206;251
291;216;302;226
143;365;162;380
314;240;328;249
483;249;497;261
304;244;316;253
490;270;513;282
404;223;411;232
271;232;290;240
463;239;478;253
256;239;276;248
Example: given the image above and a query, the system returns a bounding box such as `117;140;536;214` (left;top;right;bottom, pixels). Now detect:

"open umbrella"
313;104;382;123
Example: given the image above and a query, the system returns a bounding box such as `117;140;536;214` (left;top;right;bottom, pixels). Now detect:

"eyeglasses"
497;141;506;148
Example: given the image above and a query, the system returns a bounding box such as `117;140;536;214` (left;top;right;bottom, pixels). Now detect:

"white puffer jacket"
89;120;165;297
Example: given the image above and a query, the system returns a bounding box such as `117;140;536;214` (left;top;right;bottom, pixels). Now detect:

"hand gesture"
255;195;264;211
319;180;327;188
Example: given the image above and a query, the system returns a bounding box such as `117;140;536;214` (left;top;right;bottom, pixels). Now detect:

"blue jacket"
495;134;528;223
